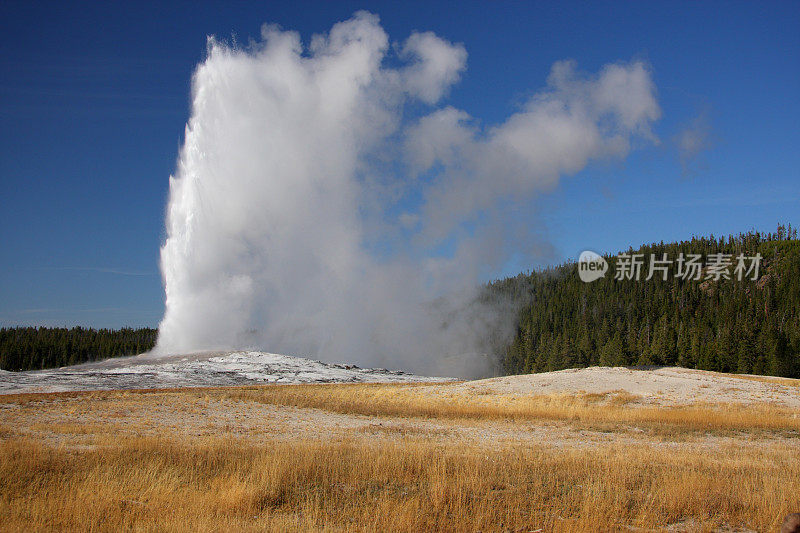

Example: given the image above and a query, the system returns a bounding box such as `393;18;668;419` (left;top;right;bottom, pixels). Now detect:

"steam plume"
156;12;660;377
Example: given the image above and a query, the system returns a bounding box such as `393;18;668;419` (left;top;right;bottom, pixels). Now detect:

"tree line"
493;225;800;378
3;225;798;378
0;327;157;371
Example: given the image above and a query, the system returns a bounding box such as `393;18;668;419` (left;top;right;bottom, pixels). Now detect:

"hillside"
494;225;800;378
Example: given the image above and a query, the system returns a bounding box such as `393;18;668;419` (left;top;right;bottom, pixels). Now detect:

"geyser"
156;12;660;377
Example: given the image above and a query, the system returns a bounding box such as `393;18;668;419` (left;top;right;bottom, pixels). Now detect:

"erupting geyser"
156;12;660;377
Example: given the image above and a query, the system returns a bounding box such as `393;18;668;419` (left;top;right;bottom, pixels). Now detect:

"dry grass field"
1;368;799;532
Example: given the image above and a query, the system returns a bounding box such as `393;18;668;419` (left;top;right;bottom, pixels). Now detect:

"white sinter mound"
444;366;800;408
0;351;453;395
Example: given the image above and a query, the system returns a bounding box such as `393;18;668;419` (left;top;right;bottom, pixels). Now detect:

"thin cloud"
38;267;156;277
675;111;713;177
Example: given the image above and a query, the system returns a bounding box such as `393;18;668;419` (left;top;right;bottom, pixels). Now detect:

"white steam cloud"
156;12;660;377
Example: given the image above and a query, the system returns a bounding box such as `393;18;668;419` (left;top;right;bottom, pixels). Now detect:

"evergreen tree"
490;226;800;379
0;327;157;371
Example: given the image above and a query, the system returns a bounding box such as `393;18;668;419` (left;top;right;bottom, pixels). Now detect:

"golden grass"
1;381;799;531
216;382;800;434
1;434;797;532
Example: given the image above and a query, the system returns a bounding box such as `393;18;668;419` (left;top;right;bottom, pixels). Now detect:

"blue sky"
1;0;798;328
